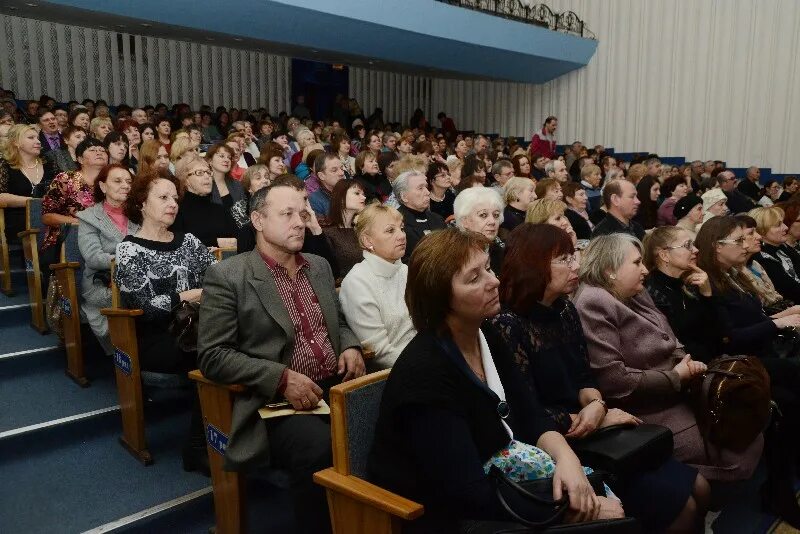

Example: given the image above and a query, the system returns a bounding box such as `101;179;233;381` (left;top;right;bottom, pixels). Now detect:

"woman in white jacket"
339;203;416;368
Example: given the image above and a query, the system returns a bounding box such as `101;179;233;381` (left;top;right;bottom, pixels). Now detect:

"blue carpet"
0;321;60;353
0;396;210;533
0;347;118;432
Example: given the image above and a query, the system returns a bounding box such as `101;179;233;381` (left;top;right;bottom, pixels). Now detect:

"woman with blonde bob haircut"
574;233;761;485
750;205;800;304
500;177;536;236
526;198;577;245
339;203;414;369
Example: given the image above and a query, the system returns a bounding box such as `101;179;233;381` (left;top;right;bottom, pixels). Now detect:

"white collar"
478;330;513;439
362;250;404;278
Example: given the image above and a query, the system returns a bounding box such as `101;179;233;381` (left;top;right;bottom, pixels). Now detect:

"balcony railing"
434;0;595;39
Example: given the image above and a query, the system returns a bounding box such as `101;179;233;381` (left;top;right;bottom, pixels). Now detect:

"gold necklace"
22;159;40;170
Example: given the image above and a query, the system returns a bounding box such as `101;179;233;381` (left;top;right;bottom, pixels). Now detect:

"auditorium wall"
0;13;291;112
350;0;800;173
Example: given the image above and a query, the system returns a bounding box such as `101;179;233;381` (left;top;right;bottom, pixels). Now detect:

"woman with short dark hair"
116;170;216;474
370;227;622;532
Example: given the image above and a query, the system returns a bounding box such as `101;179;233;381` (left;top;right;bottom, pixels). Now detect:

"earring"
369;246;374;251
609;274;617;280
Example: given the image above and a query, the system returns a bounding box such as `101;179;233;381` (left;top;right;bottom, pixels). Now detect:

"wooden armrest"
313;468;424;520
187;369;247;393
100;307;144;317
50;261;80;271
17;228;39;238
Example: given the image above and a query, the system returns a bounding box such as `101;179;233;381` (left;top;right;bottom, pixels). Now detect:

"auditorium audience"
673;194;703;238
574;233;763;481
339;203;414;368
116;171;217;475
642;226;721;363
47;125;85;174
738;166;762;202
170;154;237;248
322;179;366;279
499;177;536;237
76;164;138;355
67;107;90;131
749;206;800;303
370;227;621;532
718;170;755;214
511;153;531;179
137;140;169;177
735;214;793;313
0;124;56;242
230;164;269;228
198;182;364;533
562;181;593;240
534;177;563;201
206;143;245;209
758;180;782;207
309;153;345;219
782;201;800;252
579;163;602;213
331;131;355;178
700;188;728;225
657;175;689;226
426;161;455;220
525;198;578;246
40;138;109;265
89;116;113;141
494;223;709;532
633;176;660;230
453;187;505;273
779;177;798;202
592;179;645;240
138;122;156;143
394;170;446;262
102;131;131;169
353;150;391;203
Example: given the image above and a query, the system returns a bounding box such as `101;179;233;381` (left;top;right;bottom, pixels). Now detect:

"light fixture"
25;3;39;7
233;38;243;42
140;23;151;27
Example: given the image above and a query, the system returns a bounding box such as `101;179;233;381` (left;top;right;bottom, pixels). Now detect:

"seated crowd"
4;91;800;533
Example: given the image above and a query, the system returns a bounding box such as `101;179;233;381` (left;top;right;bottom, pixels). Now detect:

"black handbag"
488;466;640;533
568;424;673;478
168;300;200;353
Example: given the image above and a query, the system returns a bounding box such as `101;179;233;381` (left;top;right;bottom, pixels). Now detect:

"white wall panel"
0;13;290;112
353;0;800;172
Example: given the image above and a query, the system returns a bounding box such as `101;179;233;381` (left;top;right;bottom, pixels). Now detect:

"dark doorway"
291;59;349;121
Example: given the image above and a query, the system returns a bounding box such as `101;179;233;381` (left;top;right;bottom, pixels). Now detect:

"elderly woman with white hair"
394;169;447;262
339;203;416;369
453;186;506;273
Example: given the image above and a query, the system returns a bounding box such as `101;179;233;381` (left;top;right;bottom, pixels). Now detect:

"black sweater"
564;208;593;241
354;172;392;204
369;325;558;532
645;270;723;363
398;204;446;263
755;243;800;304
712;283;779;358
171;191;237;248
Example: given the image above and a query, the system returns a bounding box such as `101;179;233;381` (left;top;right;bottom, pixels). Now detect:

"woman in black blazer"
562;182;593;240
369;228;622;532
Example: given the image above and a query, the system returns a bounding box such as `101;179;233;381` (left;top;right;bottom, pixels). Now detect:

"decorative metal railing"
434;0;595;39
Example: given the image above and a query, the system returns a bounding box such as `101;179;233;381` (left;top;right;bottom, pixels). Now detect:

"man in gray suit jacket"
198;181;364;534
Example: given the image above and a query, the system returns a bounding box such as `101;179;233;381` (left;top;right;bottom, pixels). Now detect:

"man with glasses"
199;181;364;534
717;170;755;214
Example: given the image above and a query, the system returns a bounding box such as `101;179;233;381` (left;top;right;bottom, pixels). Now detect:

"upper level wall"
0;14;291;110
352;0;800;173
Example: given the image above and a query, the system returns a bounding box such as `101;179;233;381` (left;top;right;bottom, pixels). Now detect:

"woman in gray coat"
77;164;139;354
573;233;763;483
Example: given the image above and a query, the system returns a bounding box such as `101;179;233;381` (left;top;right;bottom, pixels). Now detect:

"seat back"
26;198;43;248
61;223;83;294
330;369;391;479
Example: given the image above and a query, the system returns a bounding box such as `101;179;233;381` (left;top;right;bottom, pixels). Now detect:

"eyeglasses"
188;169;212;177
551;254;579;266
665;240;694;251
717;236;746;247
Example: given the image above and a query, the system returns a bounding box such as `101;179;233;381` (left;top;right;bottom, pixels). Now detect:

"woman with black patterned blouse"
115;170;216;475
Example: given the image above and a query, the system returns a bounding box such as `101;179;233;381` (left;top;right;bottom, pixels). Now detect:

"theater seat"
314;369;425;534
17;198;47;333
49;223;87;386
0;207;13;296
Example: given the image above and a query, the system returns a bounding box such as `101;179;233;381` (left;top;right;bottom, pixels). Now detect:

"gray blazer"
197;249;360;471
76;203;139;338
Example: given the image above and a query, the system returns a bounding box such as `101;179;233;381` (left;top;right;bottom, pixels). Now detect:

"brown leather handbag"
691;355;771;453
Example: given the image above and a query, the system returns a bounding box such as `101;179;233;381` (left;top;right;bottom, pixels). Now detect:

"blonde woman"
168;136;199;174
501;177;536;235
339;203;414;369
526;198;578;246
89;116;113;141
1;124;57;241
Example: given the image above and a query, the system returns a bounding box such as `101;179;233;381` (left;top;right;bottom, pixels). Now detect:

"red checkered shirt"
260;251;338;382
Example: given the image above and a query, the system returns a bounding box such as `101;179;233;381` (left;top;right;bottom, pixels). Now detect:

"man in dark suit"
198;183;364;534
718;170;756;214
737;166;762;202
37;108;63;154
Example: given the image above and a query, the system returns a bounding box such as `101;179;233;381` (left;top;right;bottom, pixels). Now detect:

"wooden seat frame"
314;370;424;534
18;198;46;333
0;207;14;296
